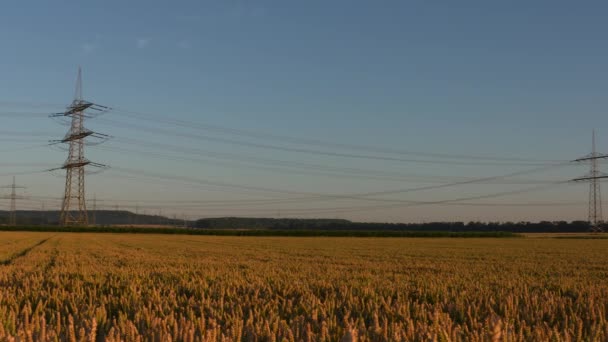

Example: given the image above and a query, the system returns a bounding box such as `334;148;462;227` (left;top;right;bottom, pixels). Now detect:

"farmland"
0;233;607;341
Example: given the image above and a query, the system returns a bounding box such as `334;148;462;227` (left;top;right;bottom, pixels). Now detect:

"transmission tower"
91;195;97;226
1;177;26;226
49;68;110;226
572;130;608;232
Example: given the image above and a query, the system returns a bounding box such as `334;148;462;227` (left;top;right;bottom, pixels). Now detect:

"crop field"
0;233;607;341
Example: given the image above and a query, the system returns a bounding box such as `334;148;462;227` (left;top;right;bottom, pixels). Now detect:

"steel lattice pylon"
588;131;603;231
50;68;110;226
572;130;608;233
1;177;26;226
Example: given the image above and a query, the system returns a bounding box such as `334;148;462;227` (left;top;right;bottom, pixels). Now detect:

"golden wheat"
0;233;606;341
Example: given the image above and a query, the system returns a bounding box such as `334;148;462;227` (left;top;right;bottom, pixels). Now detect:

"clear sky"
0;0;607;222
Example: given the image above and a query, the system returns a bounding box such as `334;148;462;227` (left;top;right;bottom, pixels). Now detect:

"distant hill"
0;210;185;227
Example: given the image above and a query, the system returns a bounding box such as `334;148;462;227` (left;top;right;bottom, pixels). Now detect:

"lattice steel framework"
50;68;110;226
1;177;25;226
572;130;608;232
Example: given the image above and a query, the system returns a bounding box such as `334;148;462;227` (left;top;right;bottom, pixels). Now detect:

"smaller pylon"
134;204;139;225
1;177;26;226
40;202;46;225
572;130;608;232
91;195;97;226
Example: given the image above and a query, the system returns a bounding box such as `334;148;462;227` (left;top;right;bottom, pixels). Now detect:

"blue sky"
0;1;607;222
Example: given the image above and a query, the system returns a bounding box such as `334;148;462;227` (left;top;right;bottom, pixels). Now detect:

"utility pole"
134;203;139;225
572;130;608;232
49;68;110;226
40;202;46;225
1;177;26;226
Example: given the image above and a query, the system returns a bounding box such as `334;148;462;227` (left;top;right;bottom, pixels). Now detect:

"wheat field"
0;232;606;341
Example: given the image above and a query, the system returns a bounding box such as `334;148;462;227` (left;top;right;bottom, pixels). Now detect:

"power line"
96;143;564;185
0;144;49;154
0;102;590;222
0;100;590;168
86;199;584;211
0;101;587;169
82;182;568;216
109;163;568;206
0;169;48;177
13;193;586;208
95;117;560;167
110;108;563;163
0;100;64;108
0;111;51;118
210;182;571;216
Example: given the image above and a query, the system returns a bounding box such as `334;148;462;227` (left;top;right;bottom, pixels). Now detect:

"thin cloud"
81;43;97;54
177;40;192;49
176;4;267;22
248;7;267;18
81;34;103;55
232;3;267;19
136;38;151;49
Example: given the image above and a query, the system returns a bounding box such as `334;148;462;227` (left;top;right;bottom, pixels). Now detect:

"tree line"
0;211;598;233
194;217;595;233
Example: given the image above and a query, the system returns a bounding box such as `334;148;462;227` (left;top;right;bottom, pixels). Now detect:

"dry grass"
0;233;607;341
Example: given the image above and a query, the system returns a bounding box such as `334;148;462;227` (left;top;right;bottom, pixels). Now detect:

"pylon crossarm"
61;130;95;142
63;160;91;169
48;131;110;145
67;102;93;113
89;103;110;110
49;103;93;117
88;162;108;168
90;132;111;139
571;175;608;182
87;105;111;114
49;101;109;118
573;154;608;162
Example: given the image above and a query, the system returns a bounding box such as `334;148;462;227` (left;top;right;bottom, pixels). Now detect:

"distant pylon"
134;203;139;225
40;202;46;225
572;130;608;232
49;68;111;226
91;195;97;226
1;177;26;226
